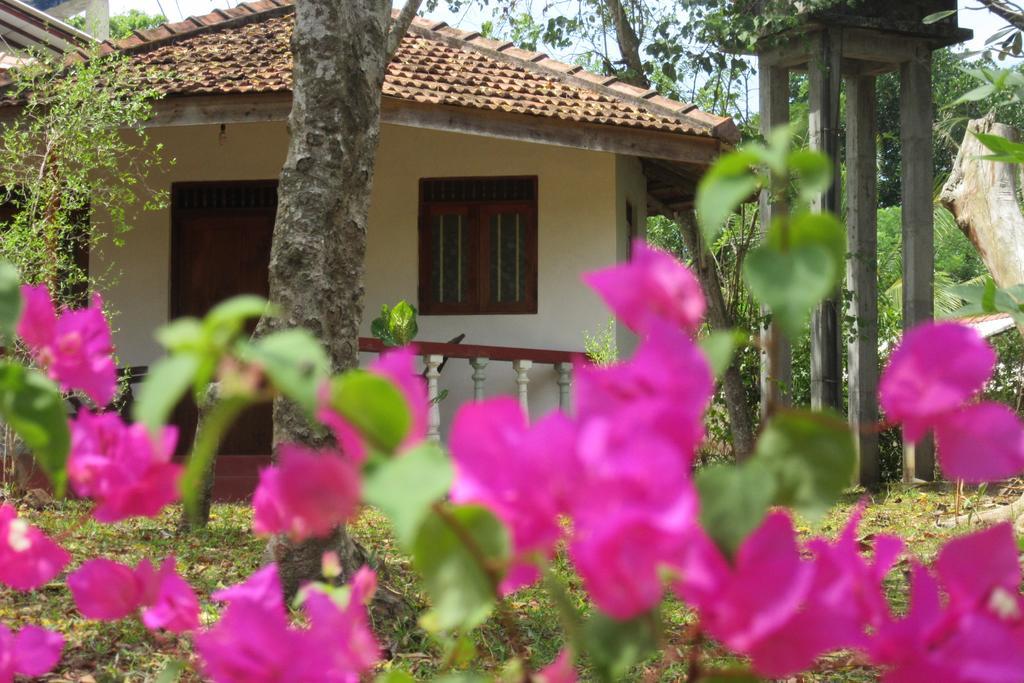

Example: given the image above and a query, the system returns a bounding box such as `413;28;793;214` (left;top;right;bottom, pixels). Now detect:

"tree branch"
605;0;649;88
978;0;1024;32
386;0;424;63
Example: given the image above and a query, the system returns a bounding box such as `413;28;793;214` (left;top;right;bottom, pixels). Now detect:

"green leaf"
953;83;997;104
580;610;659;683
153;659;187;683
133;354;201;432
699;329;745;378
238;329;330;416
743;243;835;341
974;131;1024;164
413;504;510;632
695;460;775;558
155;318;206;351
203;295;274;344
0;363;70;497
776;211;847;282
696;148;762;244
388;300;418;346
326;371;411;454
0;261;21;343
373;672;417;683
754;409;856;520
181;395;252;520
922;9;956;24
787;149;833;202
363;442;453;548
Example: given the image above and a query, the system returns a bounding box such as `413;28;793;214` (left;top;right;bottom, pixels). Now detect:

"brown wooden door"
170;182;277;462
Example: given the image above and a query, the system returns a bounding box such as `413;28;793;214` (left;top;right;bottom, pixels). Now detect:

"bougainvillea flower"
304;567;380;681
252;445;360;541
871;524;1024;682
0;504;70;591
450;399;577;593
535;650;577;683
676;512;814;658
745;505;904;677
197;565;380;683
880;322;996;441
933;402;1024;483
68;557;198;633
583;240;706;336
574;320;713;462
139;557;201;633
212;563;283;612
17;285;117;406
0;623;64;680
570;425;697;619
68;410;182;522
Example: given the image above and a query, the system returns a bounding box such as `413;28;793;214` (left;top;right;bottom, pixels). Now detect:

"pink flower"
17;285;116;406
574;320;713;462
933;402;1024;483
676;512;814;658
0;623;63;680
880;322;995;441
536;650;577;683
197;564;380;683
0;504;69;591
68;556;199;633
871;524;1024;682
450;399;577;593
880;322;1024;482
584;240;706;336
570;426;697;619
744;506;903;677
252;445;360;541
68;411;182;522
212;563;282;612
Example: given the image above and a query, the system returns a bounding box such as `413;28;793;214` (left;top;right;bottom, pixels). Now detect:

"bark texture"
940;114;1024;312
605;0;648;87
676;211;756;460
261;0;422;599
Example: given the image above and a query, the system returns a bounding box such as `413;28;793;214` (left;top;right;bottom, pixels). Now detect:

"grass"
3;481;1017;682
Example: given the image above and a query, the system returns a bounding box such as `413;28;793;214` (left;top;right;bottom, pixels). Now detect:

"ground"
3;483;1017;682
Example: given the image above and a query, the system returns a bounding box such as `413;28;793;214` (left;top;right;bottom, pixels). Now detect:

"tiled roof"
97;1;737;143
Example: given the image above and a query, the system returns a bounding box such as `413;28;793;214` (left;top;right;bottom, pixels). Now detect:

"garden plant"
3;130;1024;682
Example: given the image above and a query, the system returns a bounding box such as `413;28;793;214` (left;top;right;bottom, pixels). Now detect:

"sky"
102;0;1006;53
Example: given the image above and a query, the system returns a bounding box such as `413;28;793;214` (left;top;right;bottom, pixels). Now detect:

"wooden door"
170;182;277;470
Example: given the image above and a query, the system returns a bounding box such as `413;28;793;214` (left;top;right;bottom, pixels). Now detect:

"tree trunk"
675;211;756;459
259;0;422;599
605;0;648;88
177;384;219;532
940;114;1024;527
940;114;1024;335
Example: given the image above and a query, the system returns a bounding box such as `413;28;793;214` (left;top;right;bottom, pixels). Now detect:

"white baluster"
555;362;572;412
470;357;488;402
512;359;532;414
425;354;443;441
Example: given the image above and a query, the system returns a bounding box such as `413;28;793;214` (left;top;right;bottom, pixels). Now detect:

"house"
10;1;739;498
0;0;92;72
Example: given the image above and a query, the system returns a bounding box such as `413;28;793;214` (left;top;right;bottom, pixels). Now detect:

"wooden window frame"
418;176;538;316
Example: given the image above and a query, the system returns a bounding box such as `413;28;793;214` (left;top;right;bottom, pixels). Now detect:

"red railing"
358;337;583;365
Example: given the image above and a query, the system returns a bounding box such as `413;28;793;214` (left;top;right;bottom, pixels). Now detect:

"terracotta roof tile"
98;3;737;142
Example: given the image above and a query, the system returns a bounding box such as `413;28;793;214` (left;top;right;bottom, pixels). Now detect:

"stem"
686;627;705;681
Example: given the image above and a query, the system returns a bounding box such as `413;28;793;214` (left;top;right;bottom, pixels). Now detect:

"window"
418;177;538;314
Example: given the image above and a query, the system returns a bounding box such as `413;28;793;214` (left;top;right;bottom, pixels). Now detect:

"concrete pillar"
757;61;792;417
808;29;844;412
846;74;881;488
900;46;936;481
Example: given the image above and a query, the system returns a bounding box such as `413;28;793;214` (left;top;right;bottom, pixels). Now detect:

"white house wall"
93;120;647;428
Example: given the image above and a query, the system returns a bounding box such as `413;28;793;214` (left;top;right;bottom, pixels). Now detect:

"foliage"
583;317;617;366
0;49;166;304
67;9;167;39
371;300;419;347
